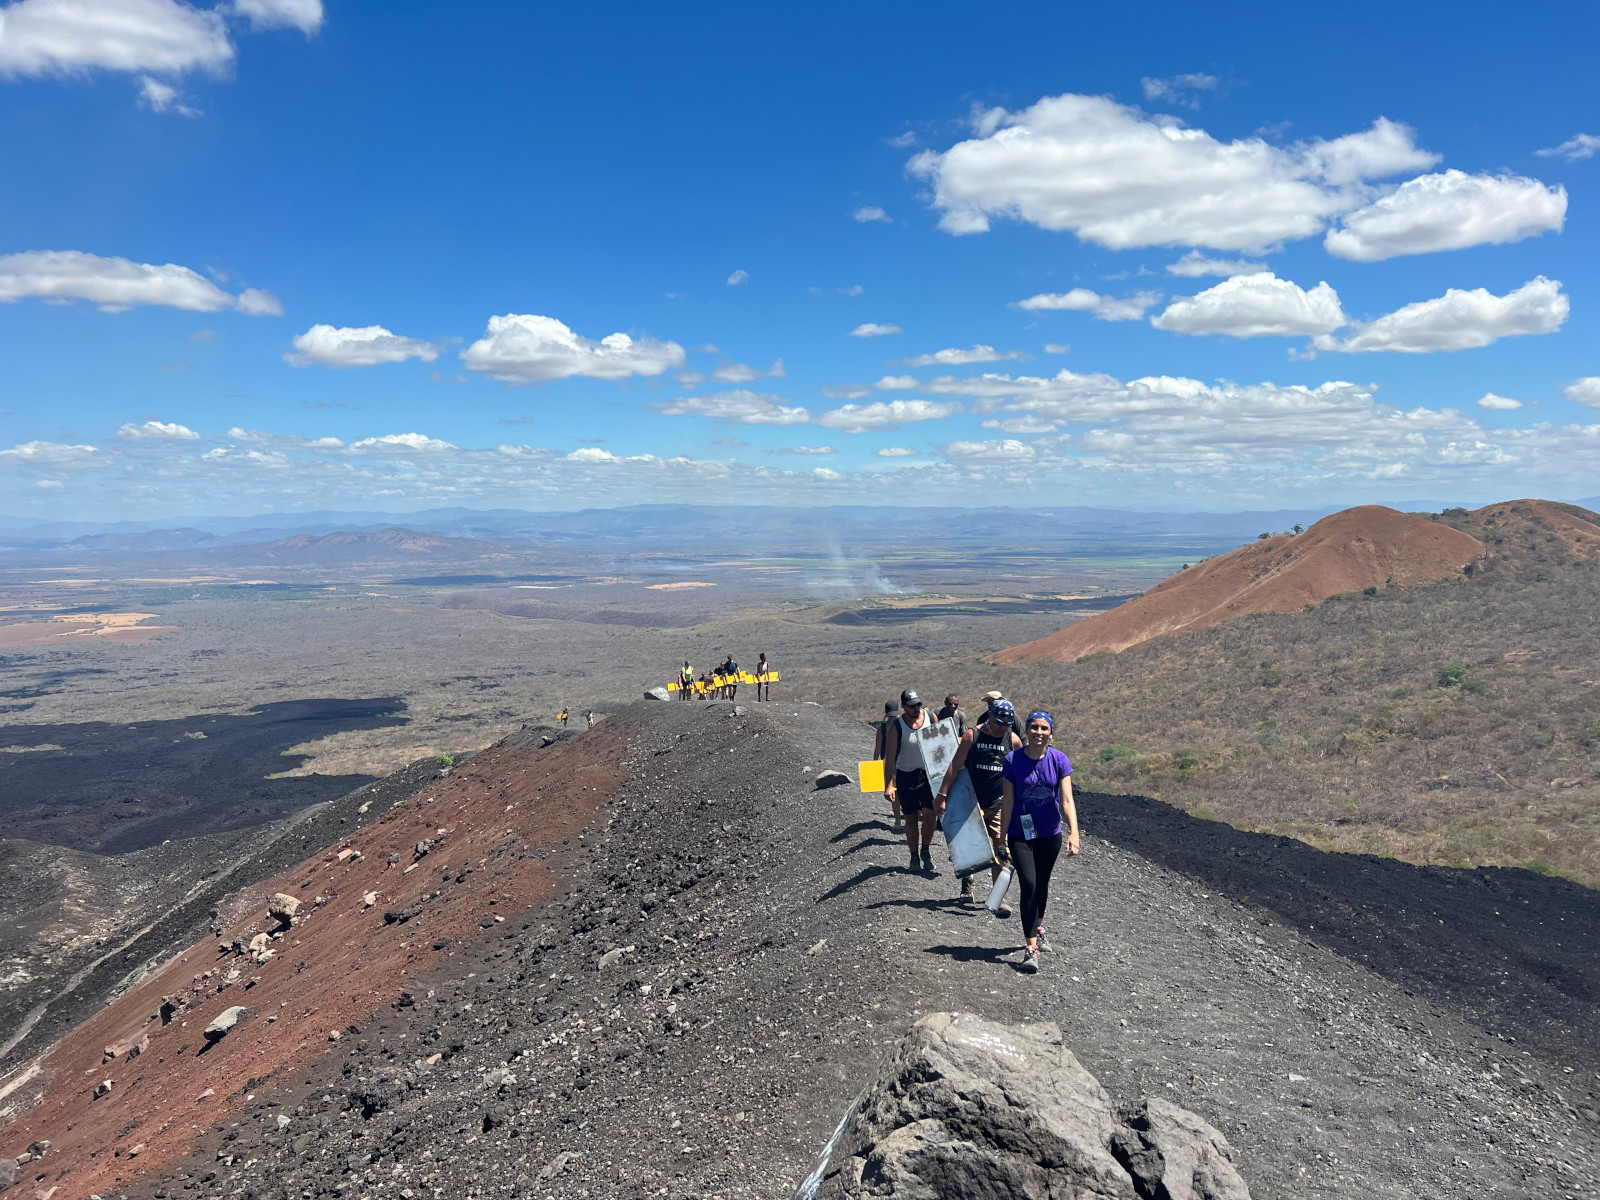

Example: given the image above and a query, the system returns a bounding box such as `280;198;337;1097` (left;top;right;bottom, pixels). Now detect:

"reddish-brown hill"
999;505;1484;663
1445;498;1600;575
0;726;624;1198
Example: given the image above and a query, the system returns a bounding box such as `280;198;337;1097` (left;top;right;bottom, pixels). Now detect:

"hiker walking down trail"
1000;710;1079;974
882;689;941;875
679;660;694;700
723;655;739;701
755;652;773;702
937;694;968;738
980;690;1025;742
872;700;902;830
937;698;1021;912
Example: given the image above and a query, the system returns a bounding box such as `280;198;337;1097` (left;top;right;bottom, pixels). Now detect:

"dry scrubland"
820;504;1600;887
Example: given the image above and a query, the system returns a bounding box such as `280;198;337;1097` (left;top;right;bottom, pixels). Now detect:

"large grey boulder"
814;770;852;790
268;892;301;926
802;1011;1248;1200
204;1005;247;1042
1113;1097;1250;1200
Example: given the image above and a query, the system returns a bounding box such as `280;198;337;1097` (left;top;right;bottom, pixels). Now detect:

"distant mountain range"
5;499;1597;563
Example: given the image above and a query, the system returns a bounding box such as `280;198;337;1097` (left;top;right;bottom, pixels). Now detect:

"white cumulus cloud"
945;438;1037;463
229;0;323;34
901;344;1021;367
117;419;198;438
350;433;456;452
0;439;98;464
1476;393;1522;411
233;286;283;315
1324;170;1566;262
286;324;439;368
1166;251;1264;277
1151;271;1346;338
982;416;1059;434
0;250;278;314
1312;276;1568;354
650;390;812;426
876;446;919;457
852;205;891;223
726;268;748;286
1536;133;1600;162
910;94;1437;250
816;399;962;433
1017;288;1159;321
461;313;685;383
1565;378;1600;409
875;375;917;390
849;322;901;337
0;0;233;77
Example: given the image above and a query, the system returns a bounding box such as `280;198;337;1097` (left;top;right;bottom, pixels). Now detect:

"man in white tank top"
880;689;940;875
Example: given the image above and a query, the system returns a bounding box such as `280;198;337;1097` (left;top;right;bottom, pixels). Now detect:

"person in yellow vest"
679;660;694;700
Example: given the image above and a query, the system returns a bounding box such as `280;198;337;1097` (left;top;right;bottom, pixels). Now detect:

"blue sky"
1;0;1597;519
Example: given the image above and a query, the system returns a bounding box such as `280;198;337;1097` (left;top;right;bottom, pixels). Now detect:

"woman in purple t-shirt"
999;710;1080;974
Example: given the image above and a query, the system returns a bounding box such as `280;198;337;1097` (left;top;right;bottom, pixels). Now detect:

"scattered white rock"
204;1005;247;1041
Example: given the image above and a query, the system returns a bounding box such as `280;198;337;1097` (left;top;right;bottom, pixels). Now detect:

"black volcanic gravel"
0;698;408;852
114;700;1600;1200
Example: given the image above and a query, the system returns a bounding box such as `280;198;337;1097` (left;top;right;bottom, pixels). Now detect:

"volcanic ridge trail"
1;700;1596;1200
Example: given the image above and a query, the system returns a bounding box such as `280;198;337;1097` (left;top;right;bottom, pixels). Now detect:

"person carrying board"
936;698;1020;913
881;689;940;875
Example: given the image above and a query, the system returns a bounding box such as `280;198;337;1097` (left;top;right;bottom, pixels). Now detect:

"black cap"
900;689;922;707
883;700;897;715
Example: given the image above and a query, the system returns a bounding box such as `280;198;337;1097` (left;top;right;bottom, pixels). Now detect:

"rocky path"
4;699;1597;1200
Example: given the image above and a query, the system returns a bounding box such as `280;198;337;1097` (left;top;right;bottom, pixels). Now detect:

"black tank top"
965;725;1010;806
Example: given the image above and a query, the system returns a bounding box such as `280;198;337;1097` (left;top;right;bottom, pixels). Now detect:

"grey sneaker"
995;902;1013;919
1020;947;1041;974
1035;928;1052;952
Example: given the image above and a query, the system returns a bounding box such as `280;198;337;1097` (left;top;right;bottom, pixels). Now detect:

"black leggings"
1008;833;1062;940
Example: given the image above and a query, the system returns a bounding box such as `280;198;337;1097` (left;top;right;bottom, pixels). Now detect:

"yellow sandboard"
858;759;885;793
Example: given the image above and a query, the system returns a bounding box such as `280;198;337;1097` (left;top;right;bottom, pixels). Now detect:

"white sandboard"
941;769;997;877
912;716;960;781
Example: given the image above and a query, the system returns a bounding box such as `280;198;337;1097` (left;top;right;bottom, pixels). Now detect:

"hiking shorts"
895;769;936;815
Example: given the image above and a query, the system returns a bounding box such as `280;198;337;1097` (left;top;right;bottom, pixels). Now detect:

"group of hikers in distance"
875;689;1079;975
673;653;776;701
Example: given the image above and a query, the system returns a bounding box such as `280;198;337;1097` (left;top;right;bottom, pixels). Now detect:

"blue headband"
1027;710;1054;729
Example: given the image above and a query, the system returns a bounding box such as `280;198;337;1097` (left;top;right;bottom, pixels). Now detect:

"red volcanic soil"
0;725;625;1198
999;505;1484;663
